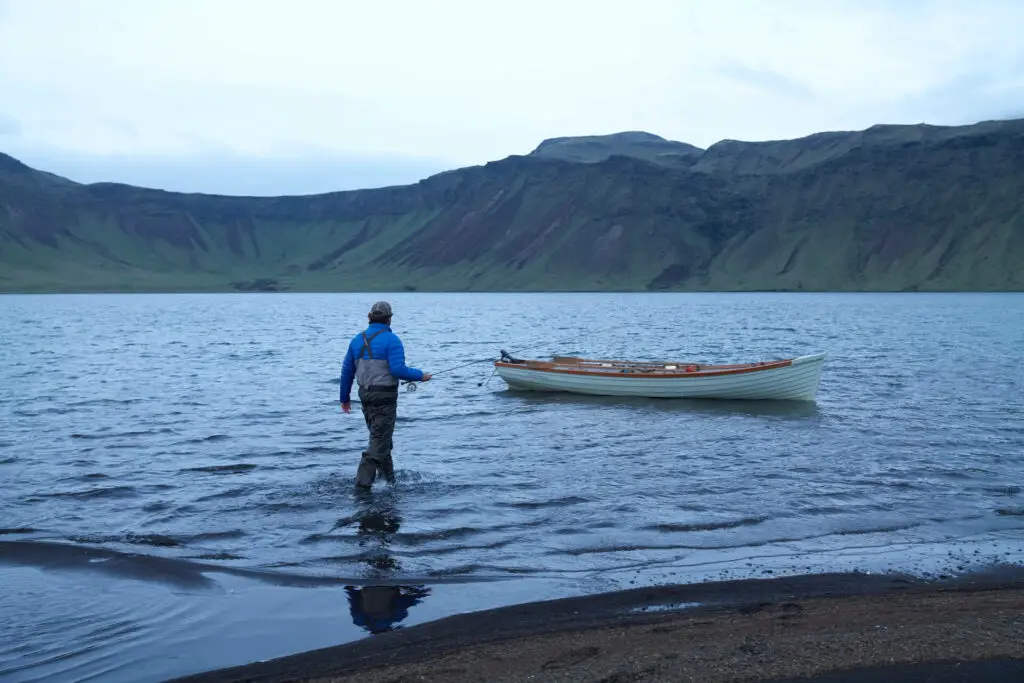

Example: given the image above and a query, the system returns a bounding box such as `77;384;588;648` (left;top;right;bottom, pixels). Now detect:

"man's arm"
386;335;425;382
339;342;357;404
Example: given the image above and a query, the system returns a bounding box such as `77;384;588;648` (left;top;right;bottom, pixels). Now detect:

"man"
339;301;431;489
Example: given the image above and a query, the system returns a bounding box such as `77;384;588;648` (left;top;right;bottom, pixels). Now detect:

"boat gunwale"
493;356;803;379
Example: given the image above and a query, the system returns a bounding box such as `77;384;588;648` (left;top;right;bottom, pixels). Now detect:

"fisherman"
339;301;431;489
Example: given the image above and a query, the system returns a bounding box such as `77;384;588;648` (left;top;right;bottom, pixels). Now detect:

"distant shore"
3;285;1024;295
173;567;1024;683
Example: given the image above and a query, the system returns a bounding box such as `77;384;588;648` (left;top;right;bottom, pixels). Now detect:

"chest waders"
354;329;399;488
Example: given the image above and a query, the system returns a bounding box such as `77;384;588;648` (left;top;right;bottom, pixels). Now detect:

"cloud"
0;112;20;136
715;64;815;101
890;63;1024;125
6;144;453;195
1;0;1022;193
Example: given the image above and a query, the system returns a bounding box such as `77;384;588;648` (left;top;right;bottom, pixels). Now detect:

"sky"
1;0;1022;195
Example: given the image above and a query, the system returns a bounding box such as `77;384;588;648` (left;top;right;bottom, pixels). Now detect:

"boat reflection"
345;489;431;634
494;388;821;418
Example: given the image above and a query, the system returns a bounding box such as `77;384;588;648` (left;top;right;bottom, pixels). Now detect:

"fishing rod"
401;333;584;392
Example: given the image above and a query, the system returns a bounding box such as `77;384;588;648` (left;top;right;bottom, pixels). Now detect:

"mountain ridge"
1;117;1022;293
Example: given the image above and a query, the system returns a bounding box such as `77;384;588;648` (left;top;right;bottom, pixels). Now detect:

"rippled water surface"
2;292;1023;682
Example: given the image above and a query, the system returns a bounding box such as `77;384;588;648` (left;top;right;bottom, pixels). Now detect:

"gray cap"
369;301;392;317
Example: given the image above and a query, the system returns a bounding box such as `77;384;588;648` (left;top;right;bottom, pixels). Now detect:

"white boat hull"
494;352;826;401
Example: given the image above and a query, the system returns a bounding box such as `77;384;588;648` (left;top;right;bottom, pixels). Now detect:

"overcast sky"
2;0;1022;195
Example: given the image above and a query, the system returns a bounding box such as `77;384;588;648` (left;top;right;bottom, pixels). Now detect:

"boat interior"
496;353;792;376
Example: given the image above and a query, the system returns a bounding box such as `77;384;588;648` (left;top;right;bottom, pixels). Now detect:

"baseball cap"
369;301;393;317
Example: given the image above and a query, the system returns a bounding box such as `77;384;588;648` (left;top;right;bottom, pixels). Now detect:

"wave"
70;533;184;548
71;428;176;440
0;539;509;589
644;516;767;533
39;485;138;500
181;463;259;475
174;434;232;445
497;495;591;510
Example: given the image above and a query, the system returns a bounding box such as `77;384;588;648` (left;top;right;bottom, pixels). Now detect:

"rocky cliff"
1;118;1022;292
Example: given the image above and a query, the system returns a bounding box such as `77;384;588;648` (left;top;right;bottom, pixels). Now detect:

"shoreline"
172;566;1024;683
3;288;1023;295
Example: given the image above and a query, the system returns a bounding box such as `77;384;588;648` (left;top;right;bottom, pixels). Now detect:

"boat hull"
494;352;826;401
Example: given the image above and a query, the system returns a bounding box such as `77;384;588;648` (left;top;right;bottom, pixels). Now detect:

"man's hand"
341;401;351;413
421;373;432;382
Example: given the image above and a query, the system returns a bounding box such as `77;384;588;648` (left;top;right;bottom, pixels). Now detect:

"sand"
174;568;1024;683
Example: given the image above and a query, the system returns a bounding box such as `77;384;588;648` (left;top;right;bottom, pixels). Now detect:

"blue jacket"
339;323;424;403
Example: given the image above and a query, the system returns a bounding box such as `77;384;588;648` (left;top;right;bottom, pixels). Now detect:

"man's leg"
355;397;378;488
374;402;397;483
355;389;398;488
367;399;397;484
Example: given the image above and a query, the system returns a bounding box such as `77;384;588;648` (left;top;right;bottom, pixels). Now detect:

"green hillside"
1;118;1022;293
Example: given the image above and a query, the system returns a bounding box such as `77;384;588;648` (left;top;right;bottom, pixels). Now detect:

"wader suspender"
359;329;385;360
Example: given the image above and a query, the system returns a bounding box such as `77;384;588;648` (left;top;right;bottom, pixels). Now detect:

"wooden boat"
493;350;826;401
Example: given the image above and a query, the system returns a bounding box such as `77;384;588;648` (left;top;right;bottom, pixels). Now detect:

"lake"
1;292;1022;682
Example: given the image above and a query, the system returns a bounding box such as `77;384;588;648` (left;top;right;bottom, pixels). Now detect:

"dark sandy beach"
173;567;1024;683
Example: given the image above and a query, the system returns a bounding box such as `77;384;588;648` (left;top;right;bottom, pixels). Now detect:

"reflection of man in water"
345;584;431;634
345;492;430;633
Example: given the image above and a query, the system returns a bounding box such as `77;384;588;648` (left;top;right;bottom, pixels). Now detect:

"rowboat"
492;351;826;401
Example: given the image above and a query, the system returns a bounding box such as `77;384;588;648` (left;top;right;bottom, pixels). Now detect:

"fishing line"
402;332;585;392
